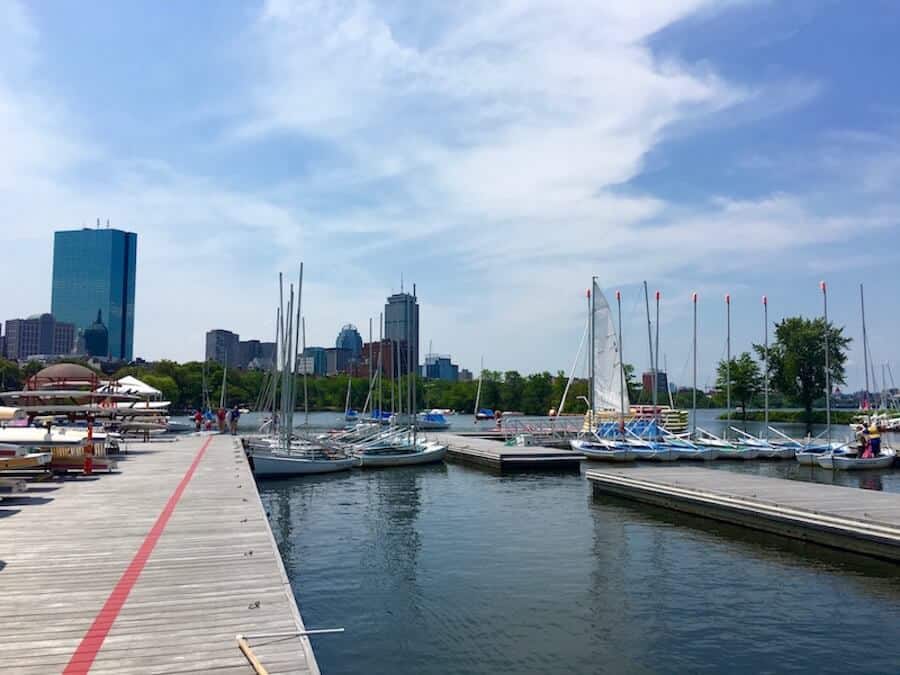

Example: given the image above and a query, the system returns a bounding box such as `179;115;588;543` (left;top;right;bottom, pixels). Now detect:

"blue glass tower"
51;228;137;360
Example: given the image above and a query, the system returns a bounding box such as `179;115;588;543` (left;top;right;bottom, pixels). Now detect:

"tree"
716;352;763;420
754;316;851;423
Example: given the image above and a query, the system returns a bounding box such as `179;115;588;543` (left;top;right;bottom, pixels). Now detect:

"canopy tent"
101;375;163;400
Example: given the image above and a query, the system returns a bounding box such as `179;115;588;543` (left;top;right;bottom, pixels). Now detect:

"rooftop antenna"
401;273;404;294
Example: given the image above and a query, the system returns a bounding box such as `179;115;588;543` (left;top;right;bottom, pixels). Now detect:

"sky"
2;0;899;391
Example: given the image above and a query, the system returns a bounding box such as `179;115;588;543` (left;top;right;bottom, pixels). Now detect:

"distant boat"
416;411;450;430
475;408;495;421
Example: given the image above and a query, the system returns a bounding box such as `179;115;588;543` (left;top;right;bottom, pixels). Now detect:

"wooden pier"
587;467;900;561
432;433;584;471
0;433;319;674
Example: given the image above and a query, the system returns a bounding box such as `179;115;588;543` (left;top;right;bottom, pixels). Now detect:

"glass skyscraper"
51;228;137;360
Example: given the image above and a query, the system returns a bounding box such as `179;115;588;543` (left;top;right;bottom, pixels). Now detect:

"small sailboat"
248;265;354;477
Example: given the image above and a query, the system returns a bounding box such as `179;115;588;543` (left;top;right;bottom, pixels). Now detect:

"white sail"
592;280;629;412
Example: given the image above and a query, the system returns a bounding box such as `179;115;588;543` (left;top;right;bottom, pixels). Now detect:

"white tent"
104;375;163;400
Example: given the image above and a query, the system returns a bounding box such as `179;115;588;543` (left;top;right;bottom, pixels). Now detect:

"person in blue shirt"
230;405;241;435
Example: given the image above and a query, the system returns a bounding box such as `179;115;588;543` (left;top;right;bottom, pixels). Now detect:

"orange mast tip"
655;290;660;300
820;280;827;292
615;290;621;300
725;293;730;303
691;291;697;302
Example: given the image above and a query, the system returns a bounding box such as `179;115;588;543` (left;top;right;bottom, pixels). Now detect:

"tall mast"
474;356;483;421
821;281;831;448
643;281;653;408
860;283;870;410
692;292;697;439
654;290;660;428
616;289;625;435
763;295;769;439
302;317;309;426
725;294;731;428
589;282;595;420
379;312;384;416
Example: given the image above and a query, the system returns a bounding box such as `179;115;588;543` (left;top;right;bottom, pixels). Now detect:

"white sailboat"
570;281;637;461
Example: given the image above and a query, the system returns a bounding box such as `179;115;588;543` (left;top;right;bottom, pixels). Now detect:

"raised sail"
592;280;629;412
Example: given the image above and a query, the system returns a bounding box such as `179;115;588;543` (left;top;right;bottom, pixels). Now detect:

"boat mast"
763;295;769;439
692;292;697;439
616;289;625;436
589;282;595;422
412;284;418;448
220;357;227;409
302;316;309;427
860;283;870;411
642;281;653;411
725;294;731;429
821;281;831;448
344;374;352;418
474;356;483;422
654;290;660;429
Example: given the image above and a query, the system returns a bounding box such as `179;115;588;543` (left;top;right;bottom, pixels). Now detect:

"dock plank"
586;466;900;560
0;434;318;674
433;432;584;470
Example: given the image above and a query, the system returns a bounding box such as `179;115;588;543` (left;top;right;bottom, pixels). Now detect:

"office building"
4;314;76;361
51;226;137;361
384;290;419;375
641;370;669;396
82;310;110;358
303;347;327;376
459;368;473;382
205;329;240;367
335;324;363;360
325;347;352;375
239;339;276;369
424;353;459;381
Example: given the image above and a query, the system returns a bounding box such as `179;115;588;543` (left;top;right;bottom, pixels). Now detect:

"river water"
258;410;900;674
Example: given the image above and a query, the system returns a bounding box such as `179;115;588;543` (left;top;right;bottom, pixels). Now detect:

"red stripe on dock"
63;436;214;674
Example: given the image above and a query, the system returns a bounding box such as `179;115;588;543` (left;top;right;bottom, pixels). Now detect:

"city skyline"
3;2;899;389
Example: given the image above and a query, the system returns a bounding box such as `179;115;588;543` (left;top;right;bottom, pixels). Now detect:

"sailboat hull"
250;453;355;477
670;447;719;460
358;444;447;467
570;439;636;462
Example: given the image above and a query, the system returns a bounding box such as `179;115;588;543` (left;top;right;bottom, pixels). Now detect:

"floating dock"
586;467;900;561
0;434;319;674
432;433;584;471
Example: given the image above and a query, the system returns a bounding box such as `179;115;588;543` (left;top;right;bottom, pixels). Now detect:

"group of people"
193;405;242;435
856;423;882;458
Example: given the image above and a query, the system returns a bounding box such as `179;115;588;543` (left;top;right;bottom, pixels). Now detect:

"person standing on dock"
216;407;227;432
193;408;203;432
230;404;241;435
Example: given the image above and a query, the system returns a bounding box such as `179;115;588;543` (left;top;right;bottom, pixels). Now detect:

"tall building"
384;290;419;375
4;314;75;360
325;347;352;375
641;370;669;396
51;226;137;360
424;353;459;381
239;339;276;369
82;309;110;358
335;324;363;360
303;347;327;376
205;329;240;367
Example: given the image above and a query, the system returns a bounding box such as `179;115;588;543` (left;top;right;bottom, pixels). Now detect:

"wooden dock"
0;433;319;674
432;433;584;471
586;467;900;561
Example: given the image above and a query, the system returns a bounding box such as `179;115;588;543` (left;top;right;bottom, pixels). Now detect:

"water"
259;465;900;675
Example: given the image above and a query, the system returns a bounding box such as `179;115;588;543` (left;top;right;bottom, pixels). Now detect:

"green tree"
754;316;851;424
716;352;763;420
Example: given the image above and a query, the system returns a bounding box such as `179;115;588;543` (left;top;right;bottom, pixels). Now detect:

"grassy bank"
719;410;860;424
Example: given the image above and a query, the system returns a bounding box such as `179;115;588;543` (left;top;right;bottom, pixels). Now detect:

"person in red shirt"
193;409;203;432
216;407;227;433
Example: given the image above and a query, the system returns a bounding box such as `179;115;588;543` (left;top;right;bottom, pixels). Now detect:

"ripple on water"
259;464;900;675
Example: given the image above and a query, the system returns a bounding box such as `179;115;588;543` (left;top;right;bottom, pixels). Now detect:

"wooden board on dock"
432;433;584;471
586;466;900;561
0;434;319;674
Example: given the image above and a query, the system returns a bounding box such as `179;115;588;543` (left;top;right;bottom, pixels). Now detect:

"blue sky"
2;0;899;391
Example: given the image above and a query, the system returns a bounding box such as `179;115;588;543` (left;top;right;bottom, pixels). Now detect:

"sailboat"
570;282;638;461
817;282;895;470
343;377;358;422
473;357;494;420
248;265;355;477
